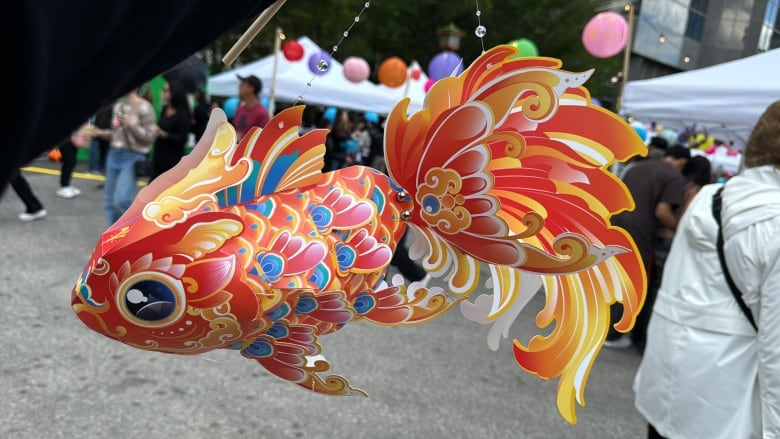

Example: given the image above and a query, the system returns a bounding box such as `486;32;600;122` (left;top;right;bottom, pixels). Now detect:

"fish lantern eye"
117;273;185;328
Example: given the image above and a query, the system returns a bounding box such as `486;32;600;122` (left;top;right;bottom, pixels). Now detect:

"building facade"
629;0;780;80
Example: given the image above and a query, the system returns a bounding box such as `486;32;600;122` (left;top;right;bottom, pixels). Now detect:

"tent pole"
616;2;635;116
269;27;282;116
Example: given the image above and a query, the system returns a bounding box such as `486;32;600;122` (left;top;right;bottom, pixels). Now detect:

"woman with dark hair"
191;90;211;142
324;109;357;172
149;80;192;182
634;100;780;439
680;155;712;215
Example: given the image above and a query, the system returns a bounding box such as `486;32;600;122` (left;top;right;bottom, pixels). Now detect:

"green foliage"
202;0;624;108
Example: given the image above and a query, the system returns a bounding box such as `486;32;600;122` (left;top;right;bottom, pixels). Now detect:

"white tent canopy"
621;48;780;147
208;36;427;115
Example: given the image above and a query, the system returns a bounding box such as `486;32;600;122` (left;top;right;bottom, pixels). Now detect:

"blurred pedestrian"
681;155;713;215
352;117;371;165
150;80;192;182
191;90;211;143
634;100;780;439
605;145;690;351
8;170;46;221
88;104;113;175
325;109;357;171
232;74;270;139
94;87;157;224
56;123;94;199
55;136;81;199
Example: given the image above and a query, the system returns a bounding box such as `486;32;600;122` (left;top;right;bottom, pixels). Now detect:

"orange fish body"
72;46;647;421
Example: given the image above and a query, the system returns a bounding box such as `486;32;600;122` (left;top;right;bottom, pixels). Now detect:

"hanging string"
294;1;372;105
474;1;486;54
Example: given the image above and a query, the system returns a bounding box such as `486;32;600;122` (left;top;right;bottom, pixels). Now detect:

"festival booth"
621;48;780;149
208;36;425;115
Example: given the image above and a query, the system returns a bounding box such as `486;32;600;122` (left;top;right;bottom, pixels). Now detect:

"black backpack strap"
712;185;758;331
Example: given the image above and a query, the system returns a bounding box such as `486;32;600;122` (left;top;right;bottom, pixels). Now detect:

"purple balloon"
428;51;464;81
307;51;332;76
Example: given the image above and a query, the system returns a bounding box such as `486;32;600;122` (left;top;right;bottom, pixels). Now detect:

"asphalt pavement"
0;158;647;439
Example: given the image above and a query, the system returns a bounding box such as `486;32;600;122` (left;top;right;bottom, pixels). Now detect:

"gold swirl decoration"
143;122;252;228
196;307;244;347
518;234;600;275
416;168;472;234
506;212;545;239
308;374;367;396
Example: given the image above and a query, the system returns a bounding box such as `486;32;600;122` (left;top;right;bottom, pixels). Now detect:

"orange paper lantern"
378;57;408;88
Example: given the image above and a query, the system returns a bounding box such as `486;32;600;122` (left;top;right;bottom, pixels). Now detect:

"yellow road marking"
21;166;148;186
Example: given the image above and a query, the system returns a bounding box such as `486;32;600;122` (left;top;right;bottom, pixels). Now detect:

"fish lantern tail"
382;45;647;423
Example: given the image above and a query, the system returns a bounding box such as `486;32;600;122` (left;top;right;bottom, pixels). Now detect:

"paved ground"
0;158;647;439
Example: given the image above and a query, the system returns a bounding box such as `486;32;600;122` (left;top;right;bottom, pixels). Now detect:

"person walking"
9;170;46;221
56;124;93;199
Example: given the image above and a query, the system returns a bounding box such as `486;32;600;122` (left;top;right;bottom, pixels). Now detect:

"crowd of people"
6;71;428;285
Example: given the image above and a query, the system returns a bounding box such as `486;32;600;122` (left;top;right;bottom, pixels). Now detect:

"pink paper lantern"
582;12;628;58
343;56;370;83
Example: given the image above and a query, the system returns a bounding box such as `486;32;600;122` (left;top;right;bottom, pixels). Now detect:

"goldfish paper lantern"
71;45;648;426
582;12;628;58
343;56;371;83
282;40;304;62
509;38;539;57
428;51;463;81
307;51;332;76
378;56;408;88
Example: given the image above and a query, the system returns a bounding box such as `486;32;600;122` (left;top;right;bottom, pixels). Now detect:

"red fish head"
71;210;262;356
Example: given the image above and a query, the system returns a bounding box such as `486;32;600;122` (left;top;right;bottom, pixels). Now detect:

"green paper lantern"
509;38;539;57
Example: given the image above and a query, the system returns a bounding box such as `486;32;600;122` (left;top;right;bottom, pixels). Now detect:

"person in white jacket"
633;100;780;439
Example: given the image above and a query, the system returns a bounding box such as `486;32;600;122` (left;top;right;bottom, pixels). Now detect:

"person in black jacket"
150;80;192;182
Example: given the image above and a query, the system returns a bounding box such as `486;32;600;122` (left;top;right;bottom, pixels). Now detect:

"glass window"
717;2;751;50
685;12;706;40
690;0;709;14
759;0;780;50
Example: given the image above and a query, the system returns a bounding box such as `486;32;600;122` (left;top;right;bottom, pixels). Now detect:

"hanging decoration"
307;51;332;76
582;12;629;58
378;56;408;88
282;40;304;61
343;56;371;83
71;46;648;426
410;67;422;80
428;51;463;81
294;0;372;104
509;38;539;57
